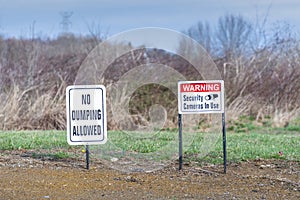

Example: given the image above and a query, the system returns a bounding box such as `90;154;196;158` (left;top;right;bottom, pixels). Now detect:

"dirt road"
0;150;299;199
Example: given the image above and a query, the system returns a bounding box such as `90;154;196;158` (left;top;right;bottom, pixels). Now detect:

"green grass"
0;127;299;164
190;115;300;164
0;130;69;150
108;130;177;153
195;131;300;164
0;130;77;159
29;152;72;159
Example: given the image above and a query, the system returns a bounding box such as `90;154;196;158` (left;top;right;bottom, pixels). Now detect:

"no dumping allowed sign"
66;85;107;145
178;80;224;114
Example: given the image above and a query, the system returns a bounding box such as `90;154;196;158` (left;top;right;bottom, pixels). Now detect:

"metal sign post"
178;113;183;170
66;85;107;170
222;113;227;174
86;145;90;170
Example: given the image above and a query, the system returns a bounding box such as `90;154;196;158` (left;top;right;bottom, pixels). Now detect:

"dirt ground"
0;150;299;200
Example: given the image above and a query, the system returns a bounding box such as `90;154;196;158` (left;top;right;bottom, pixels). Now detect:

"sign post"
178;113;183;170
66;85;107;169
222;112;227;173
178;80;226;173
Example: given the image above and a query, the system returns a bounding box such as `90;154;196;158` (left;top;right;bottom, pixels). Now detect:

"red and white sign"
178;80;224;114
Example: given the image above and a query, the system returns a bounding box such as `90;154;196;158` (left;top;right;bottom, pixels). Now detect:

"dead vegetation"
0;15;299;130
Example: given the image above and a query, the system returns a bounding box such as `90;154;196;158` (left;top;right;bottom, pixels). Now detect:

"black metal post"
178;113;183;170
222;112;227;174
86;145;90;170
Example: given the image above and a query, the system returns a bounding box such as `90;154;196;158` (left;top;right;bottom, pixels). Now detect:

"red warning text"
180;83;221;92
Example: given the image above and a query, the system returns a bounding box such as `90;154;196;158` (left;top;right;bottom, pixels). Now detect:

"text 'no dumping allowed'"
66;85;107;145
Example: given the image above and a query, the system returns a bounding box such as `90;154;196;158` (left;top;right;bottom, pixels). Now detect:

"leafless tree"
185;21;212;54
216;14;252;59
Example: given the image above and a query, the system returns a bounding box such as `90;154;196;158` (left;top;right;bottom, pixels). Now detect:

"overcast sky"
0;0;299;38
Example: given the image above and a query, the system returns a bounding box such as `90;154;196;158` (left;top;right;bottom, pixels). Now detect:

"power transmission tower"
60;11;73;34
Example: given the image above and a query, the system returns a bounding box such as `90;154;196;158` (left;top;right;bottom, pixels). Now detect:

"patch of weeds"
53;152;71;159
228;115;257;133
31;152;71;160
286;125;300;132
162;127;178;132
285;117;300;132
272;153;286;160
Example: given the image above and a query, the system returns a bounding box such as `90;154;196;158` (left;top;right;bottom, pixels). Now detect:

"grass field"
0;123;299;165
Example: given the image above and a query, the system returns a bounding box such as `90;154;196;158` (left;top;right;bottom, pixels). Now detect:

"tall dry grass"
0;35;91;130
0;83;66;130
218;36;300;127
0;29;299;130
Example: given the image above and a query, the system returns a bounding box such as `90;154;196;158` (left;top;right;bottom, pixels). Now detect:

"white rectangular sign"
178;80;224;114
66;85;107;145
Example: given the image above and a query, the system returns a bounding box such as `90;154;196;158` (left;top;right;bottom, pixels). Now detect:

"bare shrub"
1;16;299;130
211;16;300;127
0;36;90;130
0;82;66;130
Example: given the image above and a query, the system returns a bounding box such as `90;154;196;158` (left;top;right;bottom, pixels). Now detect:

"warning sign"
178;80;224;114
66;85;107;145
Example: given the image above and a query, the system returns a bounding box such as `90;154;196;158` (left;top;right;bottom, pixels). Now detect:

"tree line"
0;14;299;130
